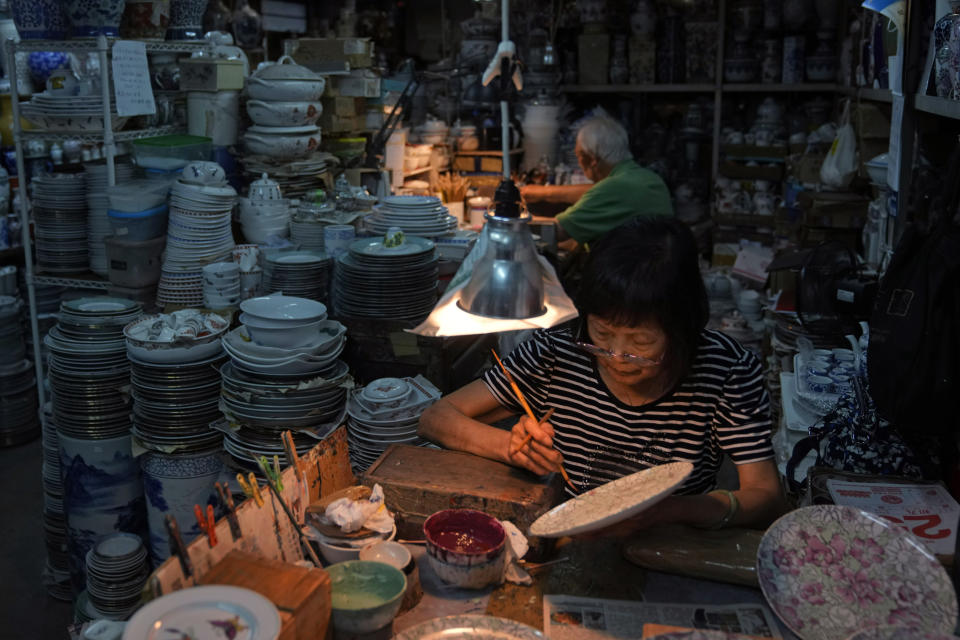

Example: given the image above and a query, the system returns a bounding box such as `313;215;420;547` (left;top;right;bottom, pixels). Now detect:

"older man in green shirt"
553;114;673;250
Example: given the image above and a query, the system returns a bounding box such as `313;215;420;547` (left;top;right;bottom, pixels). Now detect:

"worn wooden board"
146;427;355;598
200;550;332;640
362;445;563;558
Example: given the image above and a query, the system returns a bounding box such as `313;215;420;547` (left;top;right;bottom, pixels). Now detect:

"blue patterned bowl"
10;0;69;40
28;51;69;87
66;0;127;38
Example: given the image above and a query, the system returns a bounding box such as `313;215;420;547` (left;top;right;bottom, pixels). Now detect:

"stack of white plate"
158;164;236;306
263;250;333;304
32;173;88;274
202;262;241;309
85;161;136;276
364;195;457;237
241;154;329;200
21;92;128;132
333;237;439;323
346;376;439;472
221;320;345;377
290;218;326;251
0;359;39;447
84;533;149;620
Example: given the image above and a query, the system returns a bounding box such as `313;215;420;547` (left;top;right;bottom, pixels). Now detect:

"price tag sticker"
111;40;156;117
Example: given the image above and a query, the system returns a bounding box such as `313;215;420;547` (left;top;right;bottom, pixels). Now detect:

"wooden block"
201;550;331;640
362;445;563;559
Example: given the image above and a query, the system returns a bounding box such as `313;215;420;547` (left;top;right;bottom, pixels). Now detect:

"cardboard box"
578;33;610;85
786;152;827;185
321;96;365;117
179;58;245;91
318;111;361;133
285;37;375;70
330;69;381;98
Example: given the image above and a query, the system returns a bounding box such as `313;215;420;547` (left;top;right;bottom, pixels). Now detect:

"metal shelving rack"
7;34;207;407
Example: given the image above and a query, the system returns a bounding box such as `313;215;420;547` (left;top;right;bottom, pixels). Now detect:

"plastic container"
107;180;171;212
131;134;213;170
107;204;169;241
105;235;165;288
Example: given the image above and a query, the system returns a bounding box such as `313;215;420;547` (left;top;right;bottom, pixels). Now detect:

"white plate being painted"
845;627;960;640
394;615;545;640
756;505;958;640
528;461;693;538
122;585;281;640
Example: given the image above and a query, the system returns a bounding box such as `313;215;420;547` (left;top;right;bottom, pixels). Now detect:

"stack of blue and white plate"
363;195;457;237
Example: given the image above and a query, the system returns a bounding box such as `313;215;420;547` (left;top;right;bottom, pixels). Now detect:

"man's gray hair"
576;114;632;165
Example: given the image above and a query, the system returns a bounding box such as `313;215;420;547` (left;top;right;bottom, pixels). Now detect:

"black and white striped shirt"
482;328;774;496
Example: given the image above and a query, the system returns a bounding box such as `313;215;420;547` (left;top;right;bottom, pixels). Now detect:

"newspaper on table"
826;479;960;556
543;595;782;640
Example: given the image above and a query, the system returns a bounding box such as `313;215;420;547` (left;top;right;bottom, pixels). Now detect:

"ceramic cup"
324;224;355;258
812;348;834;362
832;349;855;363
807;375;834;394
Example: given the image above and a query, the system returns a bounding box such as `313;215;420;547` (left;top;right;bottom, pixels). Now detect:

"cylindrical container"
466;196;491;226
59;432;146;590
324;224;355;258
187;90;240;146
239;268;262;300
782;35;805;84
166;0;208;40
446;201;464;226
140;450;222;565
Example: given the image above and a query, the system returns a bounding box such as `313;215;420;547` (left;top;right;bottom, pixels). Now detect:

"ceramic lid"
252;55;322;82
250;172;281;196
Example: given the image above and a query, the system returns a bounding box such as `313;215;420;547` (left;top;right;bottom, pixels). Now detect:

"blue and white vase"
10;0;69;40
59;432;147;591
166;0;208;41
65;0;127;38
141;450;222;565
28;51;69;88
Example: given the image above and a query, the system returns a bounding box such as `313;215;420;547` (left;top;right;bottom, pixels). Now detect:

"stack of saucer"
262;250;332;304
84;533;150;620
85;161;136;276
32;173;88;274
202;262;241;309
346;376;439;472
364;195;457;237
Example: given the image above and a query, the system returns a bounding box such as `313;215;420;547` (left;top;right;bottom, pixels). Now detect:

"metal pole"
98;35;117;187
500;0;510;179
7;37;46;409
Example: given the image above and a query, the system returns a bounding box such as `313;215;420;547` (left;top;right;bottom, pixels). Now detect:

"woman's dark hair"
577;216;709;381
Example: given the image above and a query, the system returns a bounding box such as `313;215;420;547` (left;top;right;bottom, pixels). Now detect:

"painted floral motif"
394;615;545;640
756;506;958;640
847;625;960;640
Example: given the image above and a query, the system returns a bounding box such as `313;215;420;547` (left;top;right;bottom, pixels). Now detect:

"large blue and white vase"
141;450;222;565
59;432;147;592
10;0;69;40
65;0;127;38
166;0;208;41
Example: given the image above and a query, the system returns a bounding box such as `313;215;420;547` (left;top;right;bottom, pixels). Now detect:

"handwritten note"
111;40;156;117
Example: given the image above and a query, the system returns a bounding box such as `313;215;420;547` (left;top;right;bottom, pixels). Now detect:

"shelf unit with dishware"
7;34;211;408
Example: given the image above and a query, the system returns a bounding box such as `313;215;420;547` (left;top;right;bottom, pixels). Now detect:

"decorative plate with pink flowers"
756;505;958;640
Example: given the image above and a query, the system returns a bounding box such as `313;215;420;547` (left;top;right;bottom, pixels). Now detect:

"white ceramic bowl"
123;315;228;364
359;541;412;572
241;295;327;323
247;99;323;127
225;322;346;359
316;525;396;564
328;560;406;635
240;314;324;348
242;125;321;159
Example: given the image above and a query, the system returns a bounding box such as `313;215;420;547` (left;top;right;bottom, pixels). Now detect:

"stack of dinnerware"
221;319;346;378
346;376;440;473
0;359;39;446
332;237;439;322
46;297;146;589
0;296;25;367
240;153;331;200
290;218;326;250
21;92;128;132
157;162;237;307
202;262;241;309
262;250;333;304
32;172;88;274
237;294;328;349
364;195;457;237
84;533;150;620
41;405;71;600
238;172;291;244
85;161;136;276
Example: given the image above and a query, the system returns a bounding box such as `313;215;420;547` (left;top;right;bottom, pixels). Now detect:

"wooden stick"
491;349;536;421
514;407;556;454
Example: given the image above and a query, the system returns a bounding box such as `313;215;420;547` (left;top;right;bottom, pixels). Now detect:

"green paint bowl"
328;560;407;634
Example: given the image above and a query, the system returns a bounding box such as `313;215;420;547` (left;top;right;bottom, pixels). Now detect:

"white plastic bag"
820;100;858;188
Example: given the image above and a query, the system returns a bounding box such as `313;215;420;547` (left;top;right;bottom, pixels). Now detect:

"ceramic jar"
248;172;282;201
577;0;606;25
246;55;326;101
120;0;170;40
231;0;261;49
782;35;806;83
141;450;222;564
10;0;69;39
27;51;69;87
201;0;229;33
630;0;656;37
609;35;628;84
166;0;208;40
761;39;781;84
934;1;960;99
59;432;146;589
762;0;781;30
756;97;782;124
782;0;808;32
66;0;127;38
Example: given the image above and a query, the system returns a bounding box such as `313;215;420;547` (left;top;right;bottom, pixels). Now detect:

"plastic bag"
820;100;858;188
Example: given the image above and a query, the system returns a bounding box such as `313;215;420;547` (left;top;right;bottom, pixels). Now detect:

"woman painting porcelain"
419;217;784;532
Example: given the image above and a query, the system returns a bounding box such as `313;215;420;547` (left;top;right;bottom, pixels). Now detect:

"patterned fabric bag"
786;377;928;492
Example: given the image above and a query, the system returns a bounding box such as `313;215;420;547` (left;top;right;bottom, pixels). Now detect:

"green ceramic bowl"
328;560;407;634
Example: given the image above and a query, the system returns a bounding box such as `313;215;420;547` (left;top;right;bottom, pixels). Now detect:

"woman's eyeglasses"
575;341;665;367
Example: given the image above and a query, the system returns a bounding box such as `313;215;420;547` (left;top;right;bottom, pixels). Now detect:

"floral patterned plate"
394;615;545;639
756;505;958;640
528;462;693;538
649;632;755;640
845;626;960;640
122;585;281;640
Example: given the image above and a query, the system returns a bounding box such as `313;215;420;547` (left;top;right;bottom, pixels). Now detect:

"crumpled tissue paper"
324;483;394;534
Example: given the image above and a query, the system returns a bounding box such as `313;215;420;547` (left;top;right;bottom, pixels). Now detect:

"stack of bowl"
242;56;324;162
262;250;333;304
84;533;150;620
313;523;399;565
202;262;241;310
238;172;291;244
0;296;38;449
424;509;507;589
